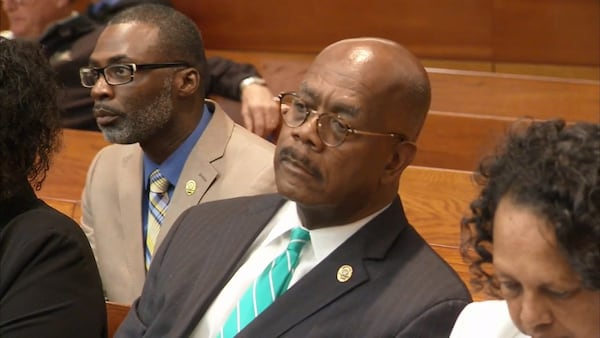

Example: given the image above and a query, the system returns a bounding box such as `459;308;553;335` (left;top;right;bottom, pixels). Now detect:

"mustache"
93;104;123;117
278;146;323;180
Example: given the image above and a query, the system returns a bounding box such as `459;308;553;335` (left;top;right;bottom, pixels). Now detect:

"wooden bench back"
399;166;487;301
106;301;131;338
40;129;109;201
207;50;599;124
173;0;599;67
428;68;600;121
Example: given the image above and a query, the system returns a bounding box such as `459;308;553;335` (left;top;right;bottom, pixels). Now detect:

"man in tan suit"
79;4;276;303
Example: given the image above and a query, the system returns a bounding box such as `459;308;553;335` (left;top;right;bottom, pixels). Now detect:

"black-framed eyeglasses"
79;62;189;88
278;92;408;147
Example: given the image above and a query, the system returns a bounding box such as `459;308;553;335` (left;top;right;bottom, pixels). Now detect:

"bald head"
307;38;430;140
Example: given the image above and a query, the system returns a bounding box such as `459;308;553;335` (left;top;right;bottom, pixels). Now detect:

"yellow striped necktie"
145;169;170;271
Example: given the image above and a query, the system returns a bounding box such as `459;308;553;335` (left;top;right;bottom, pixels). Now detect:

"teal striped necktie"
218;227;310;338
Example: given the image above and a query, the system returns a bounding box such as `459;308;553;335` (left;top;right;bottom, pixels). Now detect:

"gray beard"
101;78;173;145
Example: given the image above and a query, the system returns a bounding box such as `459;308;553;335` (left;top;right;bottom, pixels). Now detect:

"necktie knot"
149;169;169;193
287;227;310;254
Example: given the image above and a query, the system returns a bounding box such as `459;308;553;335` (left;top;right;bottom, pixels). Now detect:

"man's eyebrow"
299;83;360;118
332;103;360;118
299;83;318;102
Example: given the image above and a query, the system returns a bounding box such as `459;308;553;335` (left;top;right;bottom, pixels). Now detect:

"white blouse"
450;300;530;338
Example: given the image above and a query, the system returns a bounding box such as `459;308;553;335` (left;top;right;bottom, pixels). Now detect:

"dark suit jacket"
0;183;107;338
117;194;471;337
41;13;105;130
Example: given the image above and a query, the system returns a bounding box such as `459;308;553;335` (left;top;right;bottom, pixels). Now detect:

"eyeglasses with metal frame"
277;92;408;147
79;62;189;88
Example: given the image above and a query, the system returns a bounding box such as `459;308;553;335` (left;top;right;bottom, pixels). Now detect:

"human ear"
175;68;200;97
382;141;416;183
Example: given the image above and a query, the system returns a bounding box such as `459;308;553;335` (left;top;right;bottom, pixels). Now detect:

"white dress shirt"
191;200;389;337
450;300;530;338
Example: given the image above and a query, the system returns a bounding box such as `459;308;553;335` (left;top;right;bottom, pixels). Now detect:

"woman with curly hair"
451;119;600;338
0;38;107;337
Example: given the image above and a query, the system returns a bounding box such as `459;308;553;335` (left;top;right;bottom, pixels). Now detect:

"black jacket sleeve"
0;206;107;338
205;56;261;101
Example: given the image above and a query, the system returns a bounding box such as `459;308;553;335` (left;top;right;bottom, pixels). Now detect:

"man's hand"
240;84;280;139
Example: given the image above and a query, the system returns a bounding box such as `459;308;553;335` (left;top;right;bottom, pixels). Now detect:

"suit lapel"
180;195;288;335
156;100;233;247
241;198;408;337
117;145;146;296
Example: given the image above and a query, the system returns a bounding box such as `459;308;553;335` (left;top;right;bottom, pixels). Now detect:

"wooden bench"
39;128;109;201
399;165;487;301
43;197;80;220
106;301;131;338
428;68;599;121
206;49;599;123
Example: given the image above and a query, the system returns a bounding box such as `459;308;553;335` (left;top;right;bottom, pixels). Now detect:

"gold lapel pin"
185;180;197;196
337;264;353;282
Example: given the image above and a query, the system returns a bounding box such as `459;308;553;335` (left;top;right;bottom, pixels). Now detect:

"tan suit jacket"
80;101;276;303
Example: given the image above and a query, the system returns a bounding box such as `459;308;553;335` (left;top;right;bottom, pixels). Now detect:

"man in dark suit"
117;37;472;338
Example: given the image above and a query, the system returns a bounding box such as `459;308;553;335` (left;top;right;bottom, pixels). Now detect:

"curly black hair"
461;119;600;297
0;38;62;200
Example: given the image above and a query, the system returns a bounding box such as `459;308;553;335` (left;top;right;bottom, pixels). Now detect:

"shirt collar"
143;105;212;187
265;200;392;260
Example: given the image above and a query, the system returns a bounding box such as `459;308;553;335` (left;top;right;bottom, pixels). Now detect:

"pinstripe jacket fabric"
117;194;471;338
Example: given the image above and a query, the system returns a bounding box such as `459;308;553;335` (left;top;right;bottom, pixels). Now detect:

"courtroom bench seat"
106;301;130;338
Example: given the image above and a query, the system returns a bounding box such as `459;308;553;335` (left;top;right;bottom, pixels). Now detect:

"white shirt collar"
266;200;392;261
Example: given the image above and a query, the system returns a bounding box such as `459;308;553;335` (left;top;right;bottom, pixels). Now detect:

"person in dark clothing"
0;36;107;338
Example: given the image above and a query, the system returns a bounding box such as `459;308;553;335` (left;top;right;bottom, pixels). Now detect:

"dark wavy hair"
0;38;62;199
461;119;600;297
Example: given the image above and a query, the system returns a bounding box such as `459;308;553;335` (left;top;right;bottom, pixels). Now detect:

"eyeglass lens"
80;65;134;87
279;94;349;146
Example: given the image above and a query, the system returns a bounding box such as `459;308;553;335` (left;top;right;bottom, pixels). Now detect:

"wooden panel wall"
493;0;600;65
173;0;599;67
176;0;493;59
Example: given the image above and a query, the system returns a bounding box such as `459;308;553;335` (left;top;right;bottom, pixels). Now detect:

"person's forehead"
493;198;558;253
92;22;160;62
301;59;387;112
